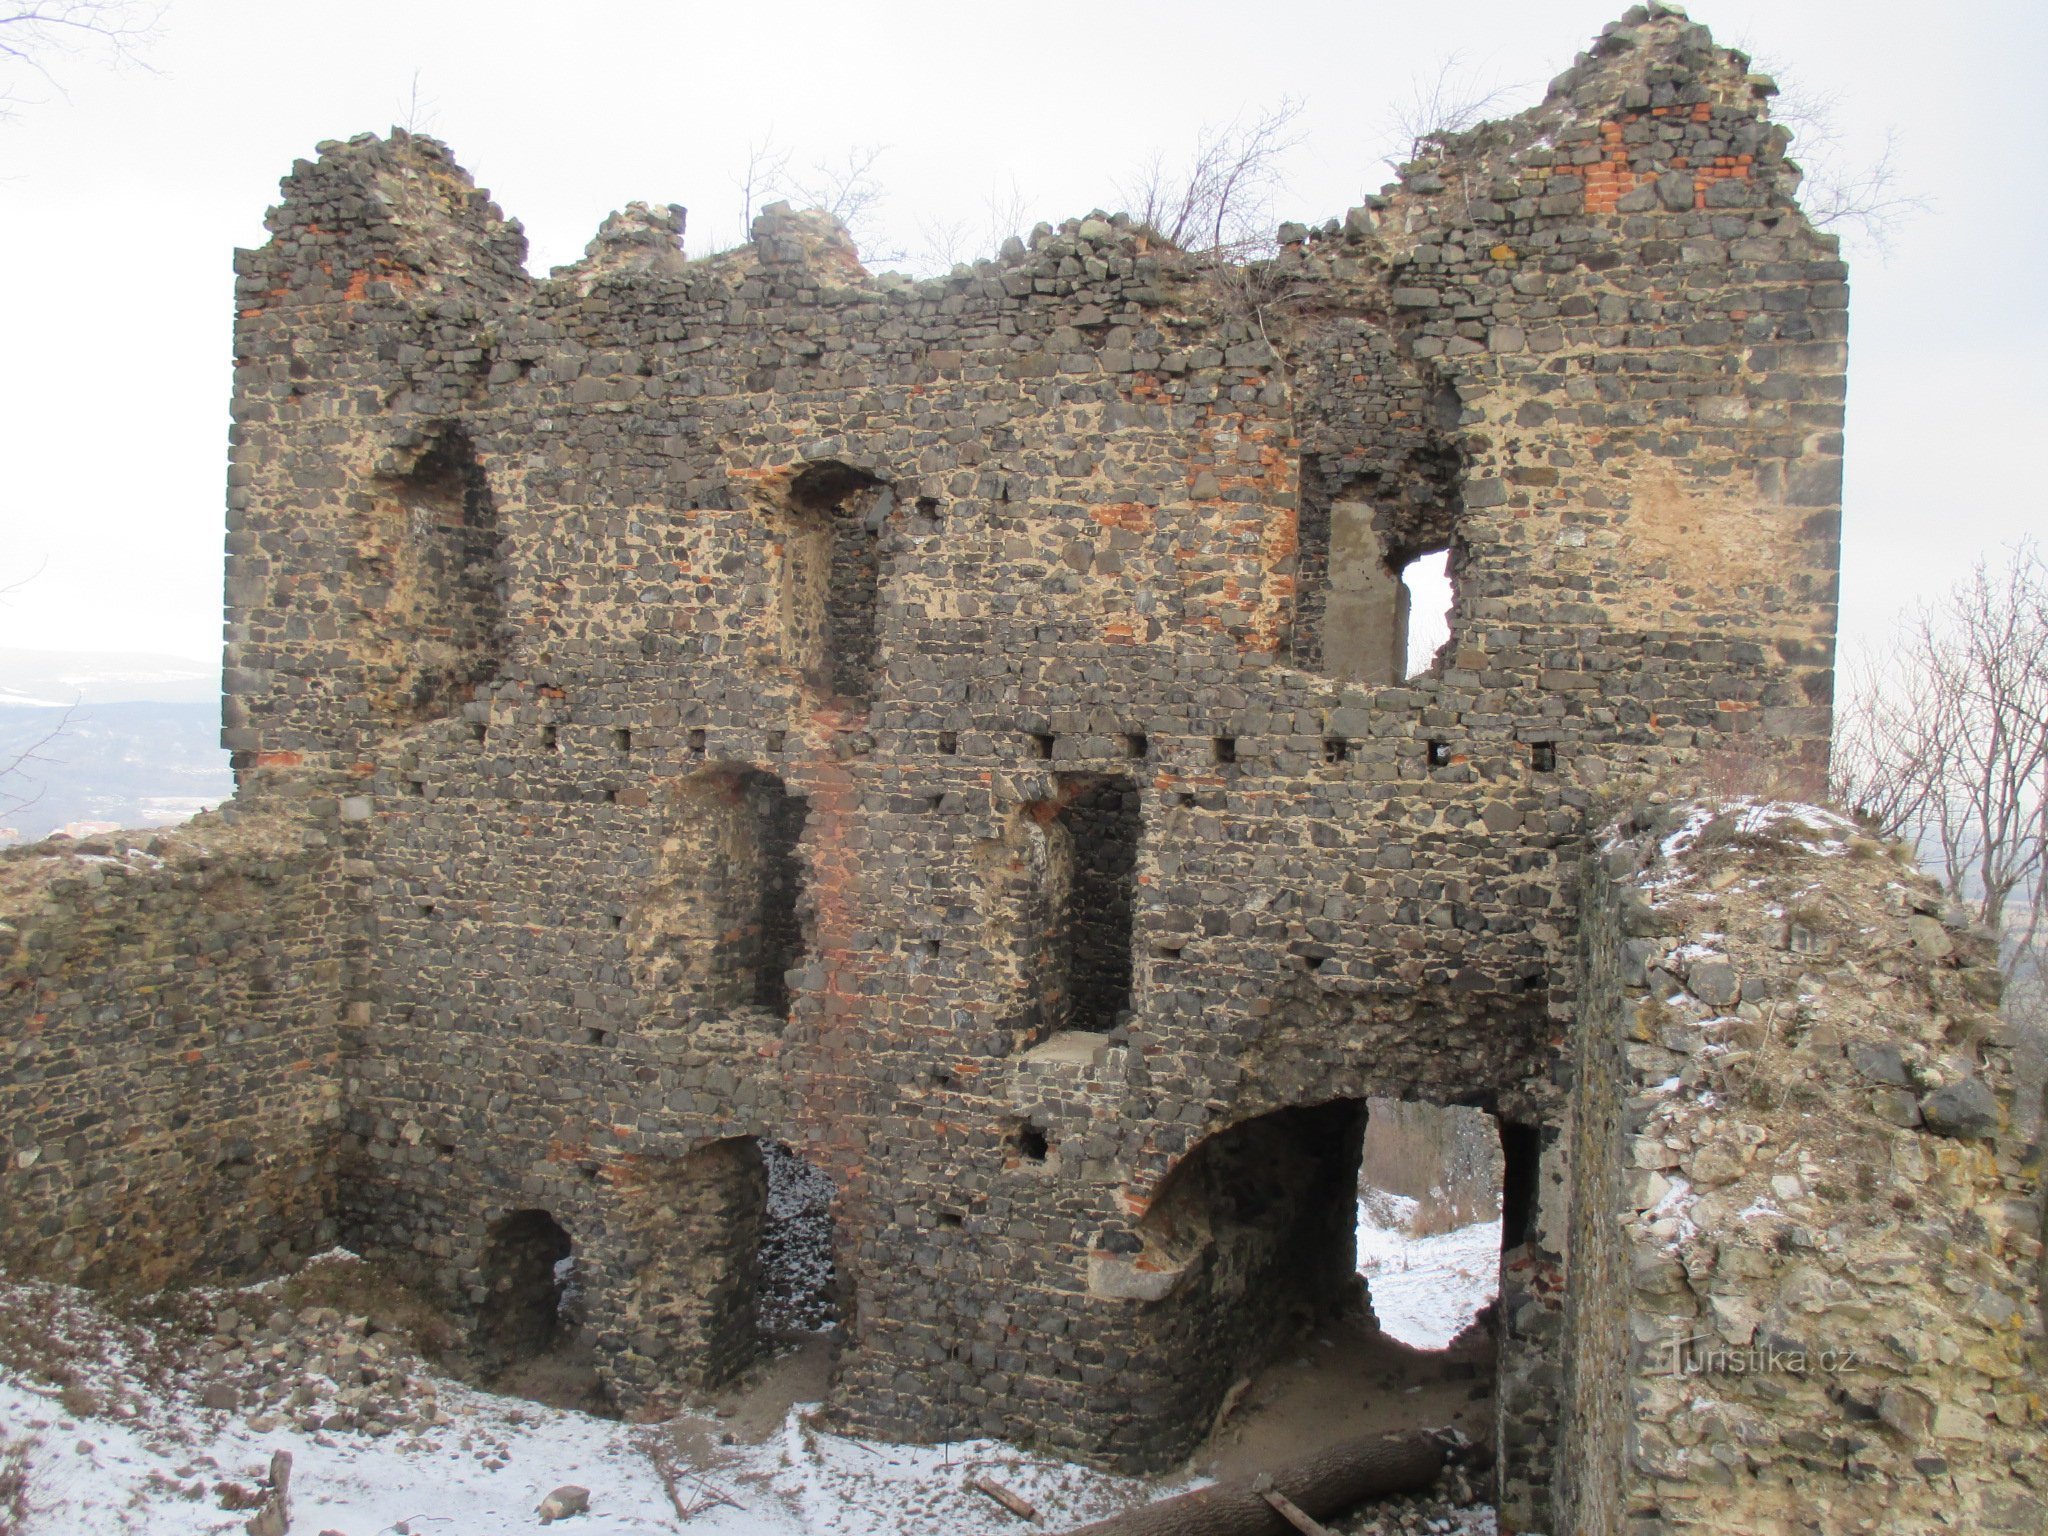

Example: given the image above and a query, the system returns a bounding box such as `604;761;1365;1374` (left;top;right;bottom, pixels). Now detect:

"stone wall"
0;802;348;1289
0;5;1911;1529
1559;795;2047;1533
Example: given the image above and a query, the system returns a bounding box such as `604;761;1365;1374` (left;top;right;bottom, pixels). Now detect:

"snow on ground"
0;1272;1187;1535
1354;1207;1503;1352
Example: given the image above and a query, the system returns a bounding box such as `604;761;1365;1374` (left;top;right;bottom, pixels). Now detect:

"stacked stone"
1562;794;2044;1532
0;806;348;1288
0;8;1888;1532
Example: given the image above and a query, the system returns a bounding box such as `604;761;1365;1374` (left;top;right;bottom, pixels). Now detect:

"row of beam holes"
533;727;790;757
1019;733;1556;771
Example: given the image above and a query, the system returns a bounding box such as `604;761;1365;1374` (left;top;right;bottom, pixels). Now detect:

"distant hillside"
0;646;219;707
0;650;232;845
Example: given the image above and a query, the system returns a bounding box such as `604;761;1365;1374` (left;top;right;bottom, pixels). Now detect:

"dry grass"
280;1256;457;1356
0;1434;30;1536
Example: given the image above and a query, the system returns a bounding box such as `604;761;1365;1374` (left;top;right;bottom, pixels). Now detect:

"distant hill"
0;647;220;707
0;650;232;845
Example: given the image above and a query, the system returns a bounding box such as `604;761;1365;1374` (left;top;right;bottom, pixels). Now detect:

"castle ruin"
5;8;2042;1532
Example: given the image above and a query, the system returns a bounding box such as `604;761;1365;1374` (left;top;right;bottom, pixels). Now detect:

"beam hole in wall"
937;730;960;755
1012;1121;1050;1163
1212;736;1237;765
780;460;888;704
613;728;632;753
1427;740;1452;768
1125;732;1149;759
1030;732;1056;760
1324;737;1350;764
1530;741;1557;773
688;728;707;756
541;725;559;752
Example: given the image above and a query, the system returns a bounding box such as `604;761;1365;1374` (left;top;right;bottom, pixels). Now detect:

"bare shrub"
0;1433;30;1536
1116;99;1303;260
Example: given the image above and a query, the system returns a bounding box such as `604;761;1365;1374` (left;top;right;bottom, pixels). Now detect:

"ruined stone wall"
0;4;1886;1527
0;804;348;1289
206;7;1848;1511
1559;796;2046;1534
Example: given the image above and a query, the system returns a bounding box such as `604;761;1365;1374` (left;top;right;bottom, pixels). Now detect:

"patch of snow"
1354;1209;1502;1352
0;1274;1193;1536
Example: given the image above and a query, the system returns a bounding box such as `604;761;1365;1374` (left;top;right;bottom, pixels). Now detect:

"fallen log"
971;1474;1041;1522
1057;1429;1448;1536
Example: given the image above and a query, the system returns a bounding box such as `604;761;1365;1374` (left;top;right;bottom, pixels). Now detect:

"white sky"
1;0;2041;668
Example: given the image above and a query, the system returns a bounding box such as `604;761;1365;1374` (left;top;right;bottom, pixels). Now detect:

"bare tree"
396;68;437;136
910;175;1032;276
0;705;71;823
0;1;160;115
1833;543;2048;975
1741;53;1927;255
708;135;893;262
1381;52;1523;172
1116;98;1303;259
0;562;69;823
733;132;793;242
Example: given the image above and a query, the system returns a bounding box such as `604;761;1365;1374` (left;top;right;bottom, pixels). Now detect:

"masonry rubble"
3;7;2039;1533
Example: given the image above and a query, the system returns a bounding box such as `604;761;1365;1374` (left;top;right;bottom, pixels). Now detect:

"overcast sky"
1;0;2040;670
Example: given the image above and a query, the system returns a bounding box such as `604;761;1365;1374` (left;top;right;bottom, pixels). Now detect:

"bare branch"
734;132;792;239
396;69;438;136
0;700;75;819
1834;541;2048;979
0;1;162;115
785;142;890;253
1383;52;1522;170
1745;52;1928;256
906;176;1033;277
1115;99;1304;261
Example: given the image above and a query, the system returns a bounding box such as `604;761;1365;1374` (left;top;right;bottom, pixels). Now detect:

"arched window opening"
475;1209;576;1372
1056;774;1140;1034
1102;1096;1502;1475
757;1139;839;1338
1293;442;1462;685
781;461;889;704
359;425;505;723
1000;773;1142;1054
1355;1098;1505;1350
630;769;810;1024
1399;548;1455;679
